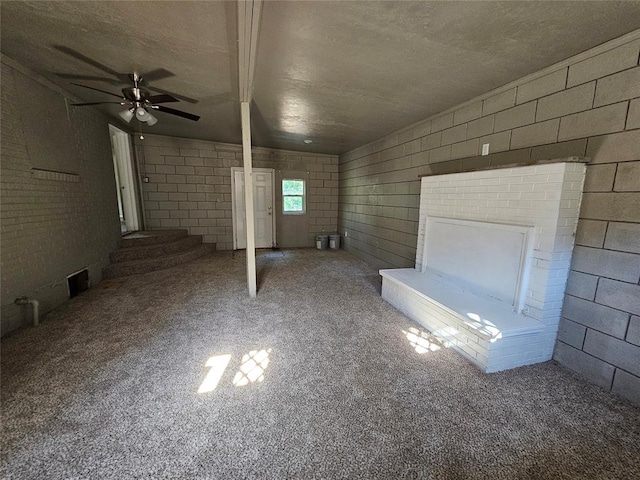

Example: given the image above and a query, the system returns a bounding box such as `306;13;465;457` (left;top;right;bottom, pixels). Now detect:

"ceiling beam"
237;0;263;102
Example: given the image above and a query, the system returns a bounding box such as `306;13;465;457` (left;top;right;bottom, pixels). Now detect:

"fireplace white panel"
425;217;533;310
380;161;586;372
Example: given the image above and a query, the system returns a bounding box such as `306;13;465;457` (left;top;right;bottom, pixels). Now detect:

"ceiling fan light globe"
119;108;135;123
146;112;158;126
135;107;149;122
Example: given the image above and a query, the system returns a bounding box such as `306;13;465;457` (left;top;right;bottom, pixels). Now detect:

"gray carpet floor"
2;249;639;479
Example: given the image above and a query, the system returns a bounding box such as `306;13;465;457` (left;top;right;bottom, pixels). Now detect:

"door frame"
231;167;276;250
109;124;141;233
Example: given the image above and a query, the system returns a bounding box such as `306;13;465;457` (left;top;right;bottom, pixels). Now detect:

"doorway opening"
231;167;276;249
109;125;141;234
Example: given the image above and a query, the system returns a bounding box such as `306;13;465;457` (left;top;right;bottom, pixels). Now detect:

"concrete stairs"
103;230;215;279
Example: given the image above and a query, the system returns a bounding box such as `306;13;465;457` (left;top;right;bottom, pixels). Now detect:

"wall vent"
67;269;89;298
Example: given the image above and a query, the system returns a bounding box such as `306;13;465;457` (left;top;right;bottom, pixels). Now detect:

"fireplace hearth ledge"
381;268;546;373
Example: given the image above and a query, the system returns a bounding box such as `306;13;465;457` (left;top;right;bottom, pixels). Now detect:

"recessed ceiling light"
303;139;312;144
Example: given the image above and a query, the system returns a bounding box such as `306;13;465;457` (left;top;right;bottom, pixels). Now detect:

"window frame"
282;179;306;215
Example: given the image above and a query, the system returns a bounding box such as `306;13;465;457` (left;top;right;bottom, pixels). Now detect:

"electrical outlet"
344;231;348;237
481;143;490;156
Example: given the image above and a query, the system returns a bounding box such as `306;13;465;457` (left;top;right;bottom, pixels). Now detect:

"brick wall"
415;163;585;371
135;134;339;250
338;32;640;404
1;56;121;335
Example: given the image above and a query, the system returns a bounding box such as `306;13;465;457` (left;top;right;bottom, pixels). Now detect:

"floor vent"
67;269;89;298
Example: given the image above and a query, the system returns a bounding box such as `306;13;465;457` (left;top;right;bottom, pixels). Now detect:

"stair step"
120;229;188;248
103;244;216;279
110;235;203;263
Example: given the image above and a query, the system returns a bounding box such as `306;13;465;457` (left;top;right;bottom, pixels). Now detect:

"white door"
109;125;140;233
232;168;275;249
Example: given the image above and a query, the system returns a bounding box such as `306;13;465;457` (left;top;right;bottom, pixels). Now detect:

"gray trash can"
316;234;329;250
329;234;341;250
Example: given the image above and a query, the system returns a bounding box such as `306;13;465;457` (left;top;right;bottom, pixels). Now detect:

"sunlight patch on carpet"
198;349;273;393
198;354;232;393
233;348;272;387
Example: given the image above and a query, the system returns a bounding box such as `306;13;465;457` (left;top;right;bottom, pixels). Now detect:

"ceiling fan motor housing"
123;87;150;103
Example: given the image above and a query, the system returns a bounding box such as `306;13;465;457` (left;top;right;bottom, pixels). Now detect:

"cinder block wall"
135;134;339;250
338;33;640;404
1;56;121;336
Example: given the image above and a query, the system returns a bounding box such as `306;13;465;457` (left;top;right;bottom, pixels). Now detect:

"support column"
241;101;256;297
238;0;262;297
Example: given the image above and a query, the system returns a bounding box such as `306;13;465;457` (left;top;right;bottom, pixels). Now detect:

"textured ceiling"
2;1;640;155
1;1;240;144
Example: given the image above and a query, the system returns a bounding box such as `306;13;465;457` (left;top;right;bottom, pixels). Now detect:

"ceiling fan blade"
147;94;179;104
152;105;200;121
71;102;125;106
141;68;175;83
147;85;198;104
55;73;122;85
54;45;130;83
71;83;124;99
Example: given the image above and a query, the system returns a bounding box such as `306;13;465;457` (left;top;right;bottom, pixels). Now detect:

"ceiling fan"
70;73;200;125
53;45;200;125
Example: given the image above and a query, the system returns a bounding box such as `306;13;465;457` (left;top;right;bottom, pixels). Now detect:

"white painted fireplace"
380;160;586;372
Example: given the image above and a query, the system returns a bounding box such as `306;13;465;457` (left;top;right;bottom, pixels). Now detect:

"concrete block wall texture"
134;134;338;250
338;32;640;405
1;56;121;336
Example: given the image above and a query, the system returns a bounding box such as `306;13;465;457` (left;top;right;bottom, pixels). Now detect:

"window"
282;179;305;214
